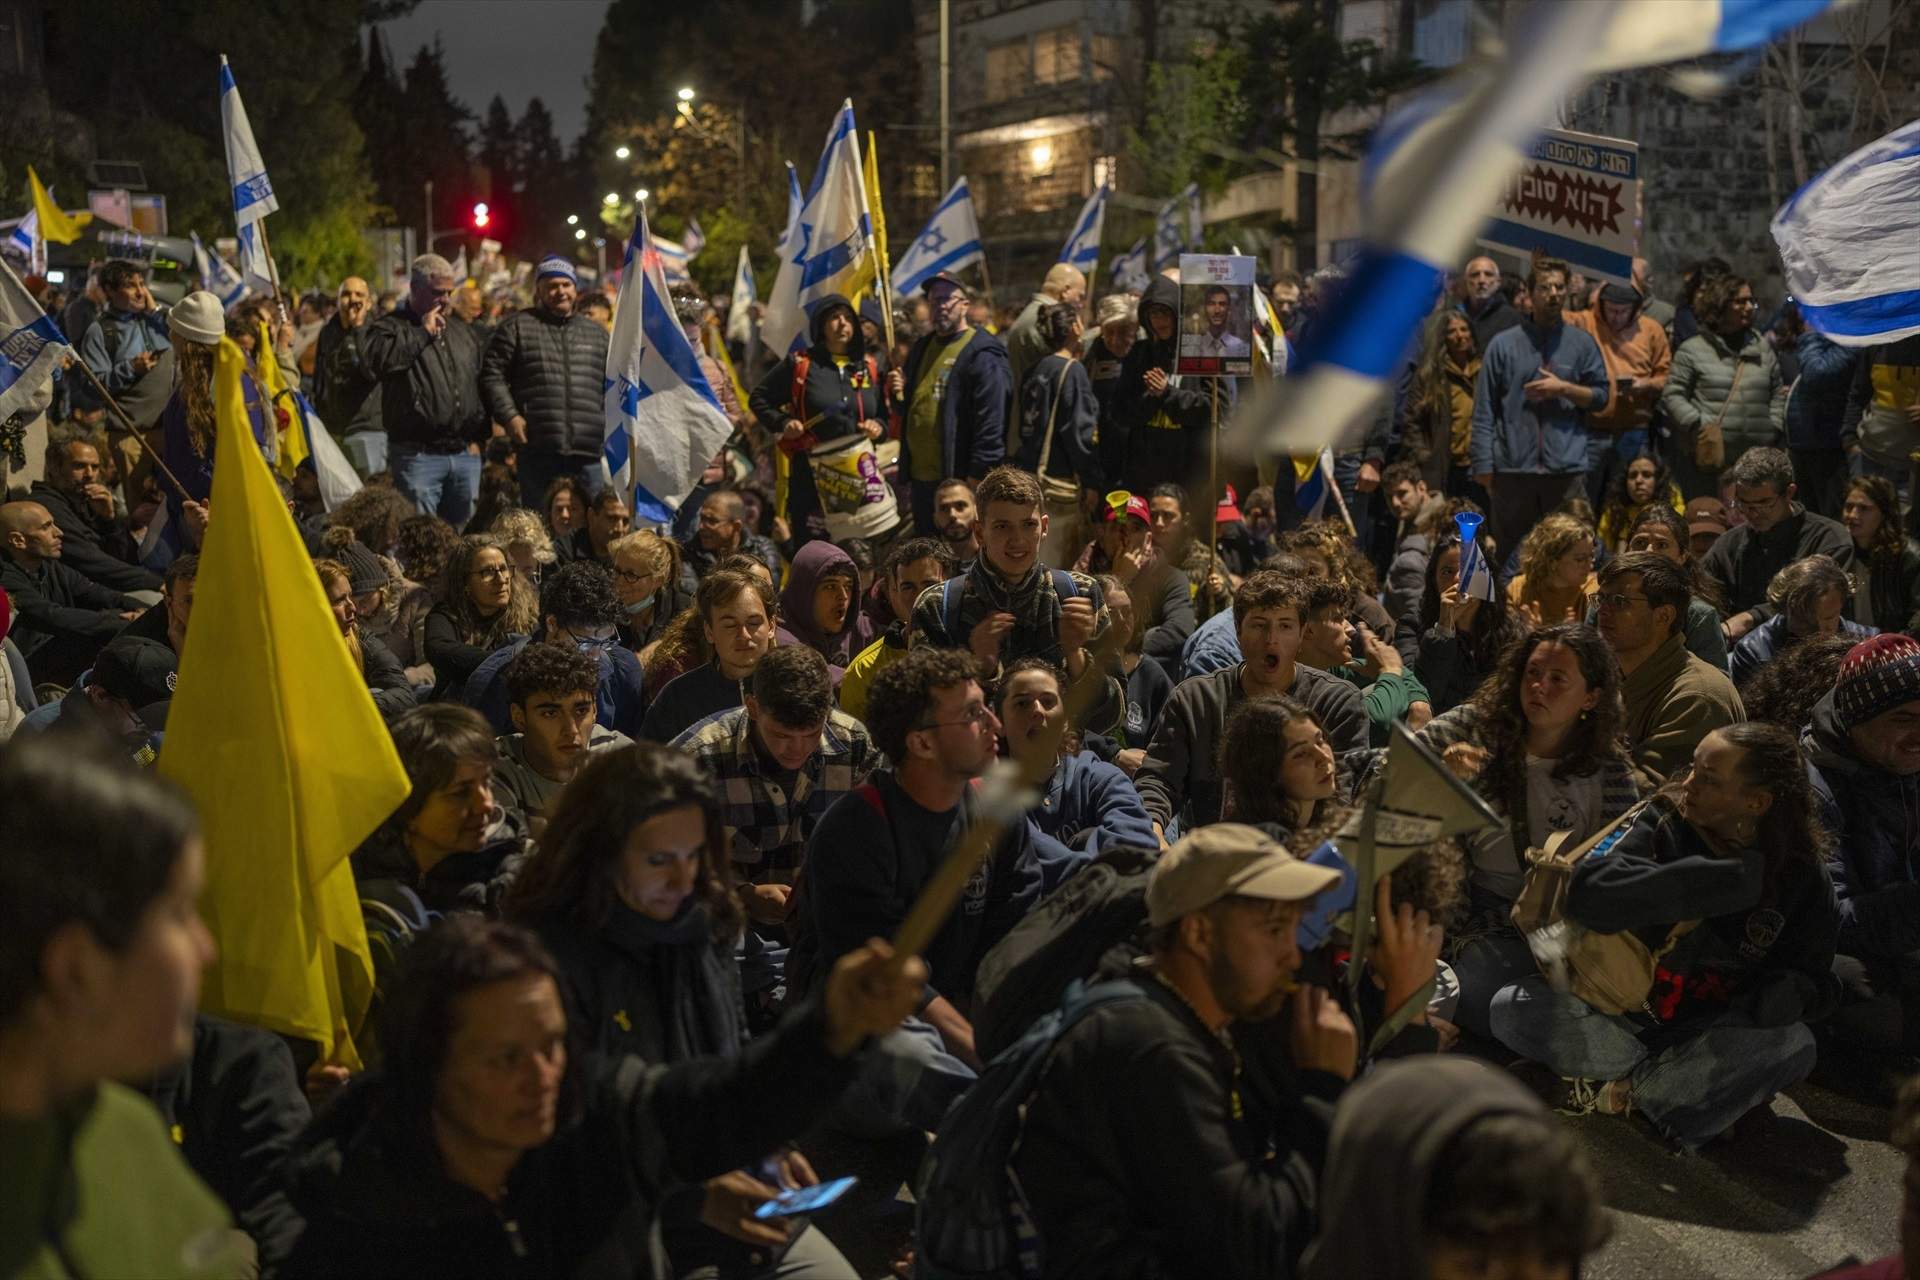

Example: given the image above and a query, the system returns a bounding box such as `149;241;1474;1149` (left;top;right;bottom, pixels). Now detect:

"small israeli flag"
1152;183;1199;267
1456;511;1496;602
192;232;249;309
891;177;984;298
1058;184;1109;275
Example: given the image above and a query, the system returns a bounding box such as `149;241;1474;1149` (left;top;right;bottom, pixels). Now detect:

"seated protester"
0;499;143;686
1841;475;1920;635
1379;462;1448;624
1409;531;1526;716
1216;695;1351;837
1150;482;1234;622
776;540;865;675
352;704;528;932
1073;490;1195;685
0;735;249;1278
1702;447;1853;645
26;634;173;760
1296;577;1432;745
797;647;1046;1126
841;536;954;723
1005;824;1355;1279
610;528;693;654
1506;512;1599;626
1137;572;1367;845
639;568;777;744
542;474;589;560
28;426;163;594
488;505;559;587
277;916;922;1278
567;486;632;566
637;552;775;699
1685;494;1731;558
492;643;633;830
996;657;1155;887
681;489;780;582
675;645;876;927
316;556;418;721
1596;449;1684;553
1806;635;1920;1056
1729;554;1873;686
504;746;859;1279
1080;571;1173;777
1278;523;1398;644
422;533;539;701
1488;725;1836;1151
1180;551;1309;681
1016;302;1103;568
1740;631;1851;733
931;477;982;571
1596;552;1744;786
134;1015;312;1269
464;560;648;740
1302;1058;1610;1280
1414;622;1640;1038
909;466;1122;736
118;551;197;658
1585;504;1730;671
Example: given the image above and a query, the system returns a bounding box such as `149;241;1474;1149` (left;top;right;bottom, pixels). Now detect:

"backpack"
358;881;437;1065
935;571;1080;650
971;845;1156;1059
914;978;1149;1280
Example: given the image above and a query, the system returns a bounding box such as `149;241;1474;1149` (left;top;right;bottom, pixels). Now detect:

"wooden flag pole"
69;360;192;500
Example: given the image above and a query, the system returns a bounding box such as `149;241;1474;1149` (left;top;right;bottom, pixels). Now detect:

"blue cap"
536;255;577;284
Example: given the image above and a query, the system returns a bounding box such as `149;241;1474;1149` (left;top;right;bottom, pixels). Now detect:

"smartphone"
752;1176;859;1221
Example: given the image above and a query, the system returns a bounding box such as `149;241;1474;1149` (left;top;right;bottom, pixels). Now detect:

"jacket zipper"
560;318;574;454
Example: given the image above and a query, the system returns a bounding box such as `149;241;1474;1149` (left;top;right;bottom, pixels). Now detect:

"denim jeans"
1488;975;1818;1149
829;1014;976;1138
516;449;606;510
393;448;483;527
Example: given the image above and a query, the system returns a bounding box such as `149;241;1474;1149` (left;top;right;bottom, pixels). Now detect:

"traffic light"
472;201;490;229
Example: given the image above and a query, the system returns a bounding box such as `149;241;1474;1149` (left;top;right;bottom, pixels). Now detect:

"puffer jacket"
1662;326;1785;460
1804;690;1920;959
361;303;489;451
479;306;612;457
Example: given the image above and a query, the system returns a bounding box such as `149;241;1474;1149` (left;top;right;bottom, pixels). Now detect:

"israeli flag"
602;210;735;526
1153;183;1200;268
1773;118;1920;347
1587;0;1836;71
220;54;278;228
6;209;38;273
1110;237;1150;293
237;222;275;296
655;239;693;286
762;100;873;355
726;244;755;347
682;218;707;256
891;177;984;298
291;393;365;512
777;162;803;253
1456;510;1497;602
192;232;248;309
0;256;69;421
1058;184;1109;275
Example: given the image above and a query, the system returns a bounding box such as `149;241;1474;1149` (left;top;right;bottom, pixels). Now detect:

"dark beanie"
1598;282;1642;307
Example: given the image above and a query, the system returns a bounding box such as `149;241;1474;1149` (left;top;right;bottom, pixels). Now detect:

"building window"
1090;32;1120;81
985;24;1093;103
985;38;1026;102
1033;26;1081;85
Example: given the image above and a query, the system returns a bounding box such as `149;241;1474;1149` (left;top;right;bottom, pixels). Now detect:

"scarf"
600;901;743;1062
972;555;1064;639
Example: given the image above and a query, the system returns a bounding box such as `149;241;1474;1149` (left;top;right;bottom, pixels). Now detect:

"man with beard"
932;478;981;569
894;271;1014;534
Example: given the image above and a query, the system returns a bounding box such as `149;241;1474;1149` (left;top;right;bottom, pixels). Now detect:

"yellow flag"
846;130;890;301
27;165;92;244
254;320;309;480
158;338;408;1070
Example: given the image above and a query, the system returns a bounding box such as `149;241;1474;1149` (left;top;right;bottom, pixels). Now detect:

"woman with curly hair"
325;484;415;558
506;743;857;1277
1414;621;1641;1037
1506;512;1598;626
421;533;539;700
393;515;464;603
1662;272;1785;498
1408;530;1527;715
489;505;559;585
1488;723;1836;1150
1737;631;1851;732
1596;449;1682;553
1840;473;1920;634
608;528;692;653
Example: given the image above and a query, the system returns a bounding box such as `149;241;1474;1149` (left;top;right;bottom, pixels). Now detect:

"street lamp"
566;213;579;226
677;86;696;102
614;144;631;160
603;192;619;206
633;188;649;203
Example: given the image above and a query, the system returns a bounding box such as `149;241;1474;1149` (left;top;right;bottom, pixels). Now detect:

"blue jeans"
516;449;605;510
830;1014;976;1137
394;448;483;527
1488;976;1817;1149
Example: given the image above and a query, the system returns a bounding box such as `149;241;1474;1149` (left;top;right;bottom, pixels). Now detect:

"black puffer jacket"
361;303;489;451
480;306;612;458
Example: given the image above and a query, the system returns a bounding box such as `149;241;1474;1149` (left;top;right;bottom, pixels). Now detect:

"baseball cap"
1146;823;1343;928
1216;483;1244;526
922;270;966;294
1685;496;1729;540
92;636;178;709
1102;489;1149;526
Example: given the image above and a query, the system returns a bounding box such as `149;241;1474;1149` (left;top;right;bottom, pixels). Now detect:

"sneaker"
1562;1076;1633;1117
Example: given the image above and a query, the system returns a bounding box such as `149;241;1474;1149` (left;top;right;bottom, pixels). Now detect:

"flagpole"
253;217;290;327
1323;451;1358;537
1208;379;1220;617
866;131;896;353
70;360;193;500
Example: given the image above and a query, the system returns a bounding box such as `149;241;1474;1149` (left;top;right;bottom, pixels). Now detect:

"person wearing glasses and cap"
1076;489;1197;685
893;270;1014;535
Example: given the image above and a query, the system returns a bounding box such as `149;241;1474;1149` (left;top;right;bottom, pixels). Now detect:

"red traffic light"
472;202;490;228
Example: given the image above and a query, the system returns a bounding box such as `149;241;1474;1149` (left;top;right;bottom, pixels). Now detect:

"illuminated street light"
566;213;579;226
634;188;649;203
575;228;587;241
603;192;620;206
614;145;631;160
677;86;696;102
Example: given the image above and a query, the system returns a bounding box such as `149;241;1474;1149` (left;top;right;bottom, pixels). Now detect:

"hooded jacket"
1839;333;1920;470
361;302;489;451
747;294;886;450
1114;276;1213;486
479;304;613;458
1568;296;1671;431
1804;690;1920;958
895;315;1013;482
26;480;161;594
776;539;864;669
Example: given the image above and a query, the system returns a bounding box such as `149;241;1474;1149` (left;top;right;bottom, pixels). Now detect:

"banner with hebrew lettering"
1478;126;1639;287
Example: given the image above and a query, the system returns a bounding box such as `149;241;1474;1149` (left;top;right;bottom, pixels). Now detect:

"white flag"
762;100;873;357
0;256;71;421
727;244;756;347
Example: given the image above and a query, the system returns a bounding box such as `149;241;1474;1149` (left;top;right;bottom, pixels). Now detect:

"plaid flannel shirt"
675;705;877;878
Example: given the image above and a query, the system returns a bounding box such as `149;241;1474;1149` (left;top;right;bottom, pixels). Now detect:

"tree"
514;98;584;260
399;40;475;250
477;95;518;207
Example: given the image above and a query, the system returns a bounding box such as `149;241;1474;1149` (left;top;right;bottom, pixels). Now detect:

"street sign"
1479;126;1640;287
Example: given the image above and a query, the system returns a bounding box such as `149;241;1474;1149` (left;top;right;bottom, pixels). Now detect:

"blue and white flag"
5;209;40;274
0;256;69;421
726;243;756;347
236;222;275;296
655;239;693;286
1456;510;1497;602
1110;237;1150;293
762;100;874;356
1586;0;1836;71
1773;117;1920;347
777;162;803;253
1058;184;1109;275
1152;183;1201;268
602;210;735;526
891;177;984;298
220;54;278;228
682;218;707;256
192;232;249;309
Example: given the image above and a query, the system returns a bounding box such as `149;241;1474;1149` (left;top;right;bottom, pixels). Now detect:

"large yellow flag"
846;130;890;304
27;165;91;244
254;319;310;480
158;338;407;1069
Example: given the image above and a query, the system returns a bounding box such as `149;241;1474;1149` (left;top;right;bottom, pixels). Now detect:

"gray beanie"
168;291;226;345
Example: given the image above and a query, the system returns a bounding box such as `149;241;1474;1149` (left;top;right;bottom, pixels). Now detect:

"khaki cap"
1146;823;1342;928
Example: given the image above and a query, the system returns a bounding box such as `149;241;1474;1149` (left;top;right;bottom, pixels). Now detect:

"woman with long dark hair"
1840;474;1920;635
1399;308;1483;501
1217;695;1349;835
506;743;857;1278
1410;530;1526;715
422;533;539;700
1487;723;1836;1150
1416;622;1642;1036
1597;449;1682;553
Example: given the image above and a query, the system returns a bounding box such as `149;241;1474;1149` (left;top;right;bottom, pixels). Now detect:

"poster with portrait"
1174;253;1256;378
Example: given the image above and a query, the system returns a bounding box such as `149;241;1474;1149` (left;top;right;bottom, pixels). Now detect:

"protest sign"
1480;126;1639;286
1175;253;1255;378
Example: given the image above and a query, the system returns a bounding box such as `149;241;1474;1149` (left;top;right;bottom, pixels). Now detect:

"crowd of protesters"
4;237;1920;1280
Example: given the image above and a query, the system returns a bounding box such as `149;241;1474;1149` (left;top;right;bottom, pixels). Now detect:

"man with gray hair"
480;254;609;508
362;252;489;525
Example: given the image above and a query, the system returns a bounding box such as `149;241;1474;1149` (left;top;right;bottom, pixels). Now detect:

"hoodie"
1114;275;1213;489
1804;690;1920;958
746;293;883;451
1302;1058;1566;1280
776;539;863;669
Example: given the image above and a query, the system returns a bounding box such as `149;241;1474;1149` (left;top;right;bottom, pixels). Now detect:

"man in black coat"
1459;254;1523;354
480;255;611;509
0;499;142;685
312;275;385;472
28;427;162;595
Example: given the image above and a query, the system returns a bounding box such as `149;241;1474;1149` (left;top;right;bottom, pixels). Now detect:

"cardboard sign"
1175;253;1256;378
1480;126;1640;287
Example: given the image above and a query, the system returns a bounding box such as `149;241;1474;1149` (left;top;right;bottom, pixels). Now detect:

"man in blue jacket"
894;271;1013;535
1470;257;1610;562
463;560;646;739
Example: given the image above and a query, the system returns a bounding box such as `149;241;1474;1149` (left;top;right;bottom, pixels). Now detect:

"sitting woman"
1729;554;1874;686
1487;724;1836;1151
488;506;560;588
1409;530;1526;716
1592;505;1729;670
423;534;540;701
608;528;693;655
504;743;857;1279
1596;449;1683;553
314;555;417;720
1841;474;1920;636
1506;513;1598;626
1416;622;1641;1038
1217;695;1350;836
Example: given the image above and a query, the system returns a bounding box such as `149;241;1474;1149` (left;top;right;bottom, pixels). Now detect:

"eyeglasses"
572;634;619;653
613;567;656;586
1594;592;1650;610
915;704;995;732
1731;493;1784;514
469;565;512;581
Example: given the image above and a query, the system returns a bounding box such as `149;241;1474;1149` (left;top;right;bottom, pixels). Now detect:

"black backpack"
970;844;1156;1060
